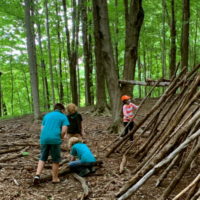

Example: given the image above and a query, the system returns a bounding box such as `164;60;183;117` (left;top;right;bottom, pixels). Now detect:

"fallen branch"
0;147;24;154
38;165;71;183
161;137;200;199
0;142;39;147
119;80;170;87
190;187;200;200
72;173;89;199
172;173;200;200
35;161;103;184
116;128;200;200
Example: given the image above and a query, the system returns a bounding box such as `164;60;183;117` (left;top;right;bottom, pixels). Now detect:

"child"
68;137;96;177
33;103;70;185
66;103;84;138
121;95;138;140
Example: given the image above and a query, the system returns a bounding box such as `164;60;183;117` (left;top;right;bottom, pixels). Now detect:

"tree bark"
122;0;144;96
181;0;190;70
119;80;170;87
0;72;2;116
92;0;107;112
92;0;122;132
161;0;167;79
55;0;64;103
169;0;176;78
63;0;79;105
81;0;93;106
35;0;50;110
24;0;40;119
44;0;55;105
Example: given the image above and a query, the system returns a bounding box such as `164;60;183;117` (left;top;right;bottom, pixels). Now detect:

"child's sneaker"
79;168;90;177
33;175;40;185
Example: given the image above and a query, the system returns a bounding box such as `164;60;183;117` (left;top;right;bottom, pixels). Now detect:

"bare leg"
52;163;60;182
36;160;45;175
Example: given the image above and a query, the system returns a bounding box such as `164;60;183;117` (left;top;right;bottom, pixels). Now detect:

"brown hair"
54;103;65;111
66;103;77;114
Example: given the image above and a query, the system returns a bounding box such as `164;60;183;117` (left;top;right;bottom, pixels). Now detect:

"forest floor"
0;98;199;200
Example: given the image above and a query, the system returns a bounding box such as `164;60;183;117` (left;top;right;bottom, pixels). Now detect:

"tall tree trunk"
193;12;198;67
35;0;50;110
24;0;40;119
10;55;14;115
62;0;79;105
161;0;166;79
143;42;147;96
81;0;93;106
114;0;119;77
181;0;190;70
92;0;107;112
138;56;142;98
0;72;2;117
122;0;144;96
88;23;94;105
169;0;176;78
3;102;7;116
55;0;64;103
63;51;70;103
21;67;32;112
92;0;121;132
44;0;55;105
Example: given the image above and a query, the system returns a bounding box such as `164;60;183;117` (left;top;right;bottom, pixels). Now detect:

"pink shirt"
123;103;138;122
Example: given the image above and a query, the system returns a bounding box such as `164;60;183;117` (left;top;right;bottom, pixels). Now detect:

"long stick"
172;174;200;200
117;128;200;200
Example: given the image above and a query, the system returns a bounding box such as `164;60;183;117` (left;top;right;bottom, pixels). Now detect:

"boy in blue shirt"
68;137;96;177
33;103;70;184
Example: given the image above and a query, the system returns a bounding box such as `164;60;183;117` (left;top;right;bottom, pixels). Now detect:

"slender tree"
122;0;144;96
10;55;14;115
24;0;40;119
169;0;176;77
161;0;167;79
44;0;55;105
55;0;64;103
80;0;93;106
35;0;50;110
62;0;79;105
0;72;2;117
181;0;190;70
114;0;119;76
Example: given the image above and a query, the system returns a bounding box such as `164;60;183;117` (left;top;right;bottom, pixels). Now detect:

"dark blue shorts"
40;144;61;163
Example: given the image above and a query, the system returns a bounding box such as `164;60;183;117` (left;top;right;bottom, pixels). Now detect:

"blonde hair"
68;137;82;148
66;103;77;114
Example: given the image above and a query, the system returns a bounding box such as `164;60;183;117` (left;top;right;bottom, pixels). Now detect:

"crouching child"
68;137;96;177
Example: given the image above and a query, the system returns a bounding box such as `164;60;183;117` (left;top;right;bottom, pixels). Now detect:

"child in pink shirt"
121;95;138;140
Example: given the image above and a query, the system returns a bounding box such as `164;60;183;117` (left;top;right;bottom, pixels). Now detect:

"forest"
0;0;199;119
0;0;200;200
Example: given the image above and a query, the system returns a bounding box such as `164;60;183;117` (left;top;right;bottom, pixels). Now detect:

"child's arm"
61;126;68;139
131;103;139;109
70;155;76;161
81;122;86;137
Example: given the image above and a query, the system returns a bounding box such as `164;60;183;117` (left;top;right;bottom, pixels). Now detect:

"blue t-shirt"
40;110;70;144
71;143;96;163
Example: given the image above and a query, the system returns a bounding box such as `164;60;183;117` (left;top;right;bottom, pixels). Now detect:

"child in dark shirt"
66;103;84;139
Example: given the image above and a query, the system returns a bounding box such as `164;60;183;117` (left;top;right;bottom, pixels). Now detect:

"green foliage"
0;0;199;118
